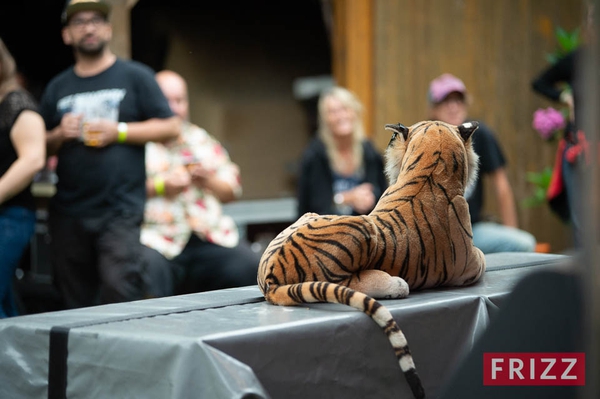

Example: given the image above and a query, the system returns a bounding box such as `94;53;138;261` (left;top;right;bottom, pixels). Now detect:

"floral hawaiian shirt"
141;121;242;259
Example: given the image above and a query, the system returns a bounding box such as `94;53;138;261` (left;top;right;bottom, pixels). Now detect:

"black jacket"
296;137;388;217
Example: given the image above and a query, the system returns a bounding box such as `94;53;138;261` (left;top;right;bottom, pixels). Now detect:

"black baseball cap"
62;0;111;25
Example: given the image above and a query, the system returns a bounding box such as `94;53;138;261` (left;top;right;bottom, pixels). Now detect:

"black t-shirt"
0;90;38;210
465;121;506;224
39;58;173;217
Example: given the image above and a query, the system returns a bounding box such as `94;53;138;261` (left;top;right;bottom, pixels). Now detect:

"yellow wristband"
154;177;165;196
117;122;128;143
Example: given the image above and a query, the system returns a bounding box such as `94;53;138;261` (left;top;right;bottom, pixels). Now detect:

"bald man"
141;70;260;296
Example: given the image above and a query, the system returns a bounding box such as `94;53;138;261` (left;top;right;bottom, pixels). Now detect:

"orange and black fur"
257;120;486;399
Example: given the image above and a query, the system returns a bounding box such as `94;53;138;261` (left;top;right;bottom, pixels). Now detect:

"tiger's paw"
384;277;410;299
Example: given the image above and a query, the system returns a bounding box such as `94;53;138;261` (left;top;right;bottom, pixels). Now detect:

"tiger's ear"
384;123;409;143
458;121;479;141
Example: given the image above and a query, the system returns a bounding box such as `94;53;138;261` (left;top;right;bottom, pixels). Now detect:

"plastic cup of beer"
82;121;102;147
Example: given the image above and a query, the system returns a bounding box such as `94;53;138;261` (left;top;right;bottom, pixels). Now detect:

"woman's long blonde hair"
0;38;20;101
317;86;365;174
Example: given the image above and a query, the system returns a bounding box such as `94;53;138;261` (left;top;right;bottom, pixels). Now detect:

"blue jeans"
0;206;36;318
472;221;536;254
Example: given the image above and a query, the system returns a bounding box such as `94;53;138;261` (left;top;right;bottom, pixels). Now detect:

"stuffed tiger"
257;120;486;399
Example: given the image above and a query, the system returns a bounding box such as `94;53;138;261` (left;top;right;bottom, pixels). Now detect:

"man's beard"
74;39;107;57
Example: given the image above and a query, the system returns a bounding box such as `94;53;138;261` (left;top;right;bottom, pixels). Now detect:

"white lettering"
491;358;503;379
509;358;524;379
541;358;557;379
561;358;577;380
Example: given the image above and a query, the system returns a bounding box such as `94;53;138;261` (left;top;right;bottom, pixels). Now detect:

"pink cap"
428;73;467;104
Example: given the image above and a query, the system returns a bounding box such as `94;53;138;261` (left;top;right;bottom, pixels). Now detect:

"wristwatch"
334;193;344;205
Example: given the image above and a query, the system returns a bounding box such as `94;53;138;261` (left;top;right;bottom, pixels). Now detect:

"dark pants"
176;234;260;293
145;233;260;296
0;206;36;318
141;244;175;298
48;210;147;309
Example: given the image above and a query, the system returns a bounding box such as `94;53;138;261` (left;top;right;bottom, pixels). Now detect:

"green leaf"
526;170;549;186
523;167;553;208
556;26;568;43
555;26;580;53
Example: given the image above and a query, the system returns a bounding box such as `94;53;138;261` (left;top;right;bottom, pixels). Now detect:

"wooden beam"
106;0;139;59
331;0;374;136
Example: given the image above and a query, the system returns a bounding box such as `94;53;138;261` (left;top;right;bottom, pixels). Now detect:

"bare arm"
117;116;181;145
189;165;236;204
146;168;191;199
0;111;46;205
46;112;83;156
489;168;518;228
86;116;181;147
146;166;237;204
338;183;376;214
47;115;181;154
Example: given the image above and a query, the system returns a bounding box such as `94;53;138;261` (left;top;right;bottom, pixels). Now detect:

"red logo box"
483;352;585;386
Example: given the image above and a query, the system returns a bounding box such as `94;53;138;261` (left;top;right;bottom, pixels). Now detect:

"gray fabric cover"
0;252;570;399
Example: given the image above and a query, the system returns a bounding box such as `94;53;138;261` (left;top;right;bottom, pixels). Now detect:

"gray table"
0;253;570;399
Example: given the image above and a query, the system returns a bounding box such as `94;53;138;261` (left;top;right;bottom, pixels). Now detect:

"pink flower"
532;107;566;140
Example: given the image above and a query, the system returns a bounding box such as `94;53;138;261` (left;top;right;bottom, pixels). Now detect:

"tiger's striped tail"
264;281;425;399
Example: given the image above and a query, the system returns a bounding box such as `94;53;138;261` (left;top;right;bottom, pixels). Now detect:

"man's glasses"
69;16;107;30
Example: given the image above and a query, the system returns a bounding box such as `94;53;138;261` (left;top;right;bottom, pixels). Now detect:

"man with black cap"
428;73;537;254
39;0;181;309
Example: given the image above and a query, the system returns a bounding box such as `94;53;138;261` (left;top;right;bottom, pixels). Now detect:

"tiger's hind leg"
346;270;409;299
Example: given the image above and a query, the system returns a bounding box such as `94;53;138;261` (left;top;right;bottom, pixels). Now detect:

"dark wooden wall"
370;0;584;252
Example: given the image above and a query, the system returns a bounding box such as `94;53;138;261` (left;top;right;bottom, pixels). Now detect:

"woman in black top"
297;86;387;217
0;38;46;318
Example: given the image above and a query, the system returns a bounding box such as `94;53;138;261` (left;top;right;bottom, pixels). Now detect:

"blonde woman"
0;37;46;318
297;86;387;217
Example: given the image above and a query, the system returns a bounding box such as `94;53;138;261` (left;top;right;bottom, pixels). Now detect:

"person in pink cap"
428;73;536;254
